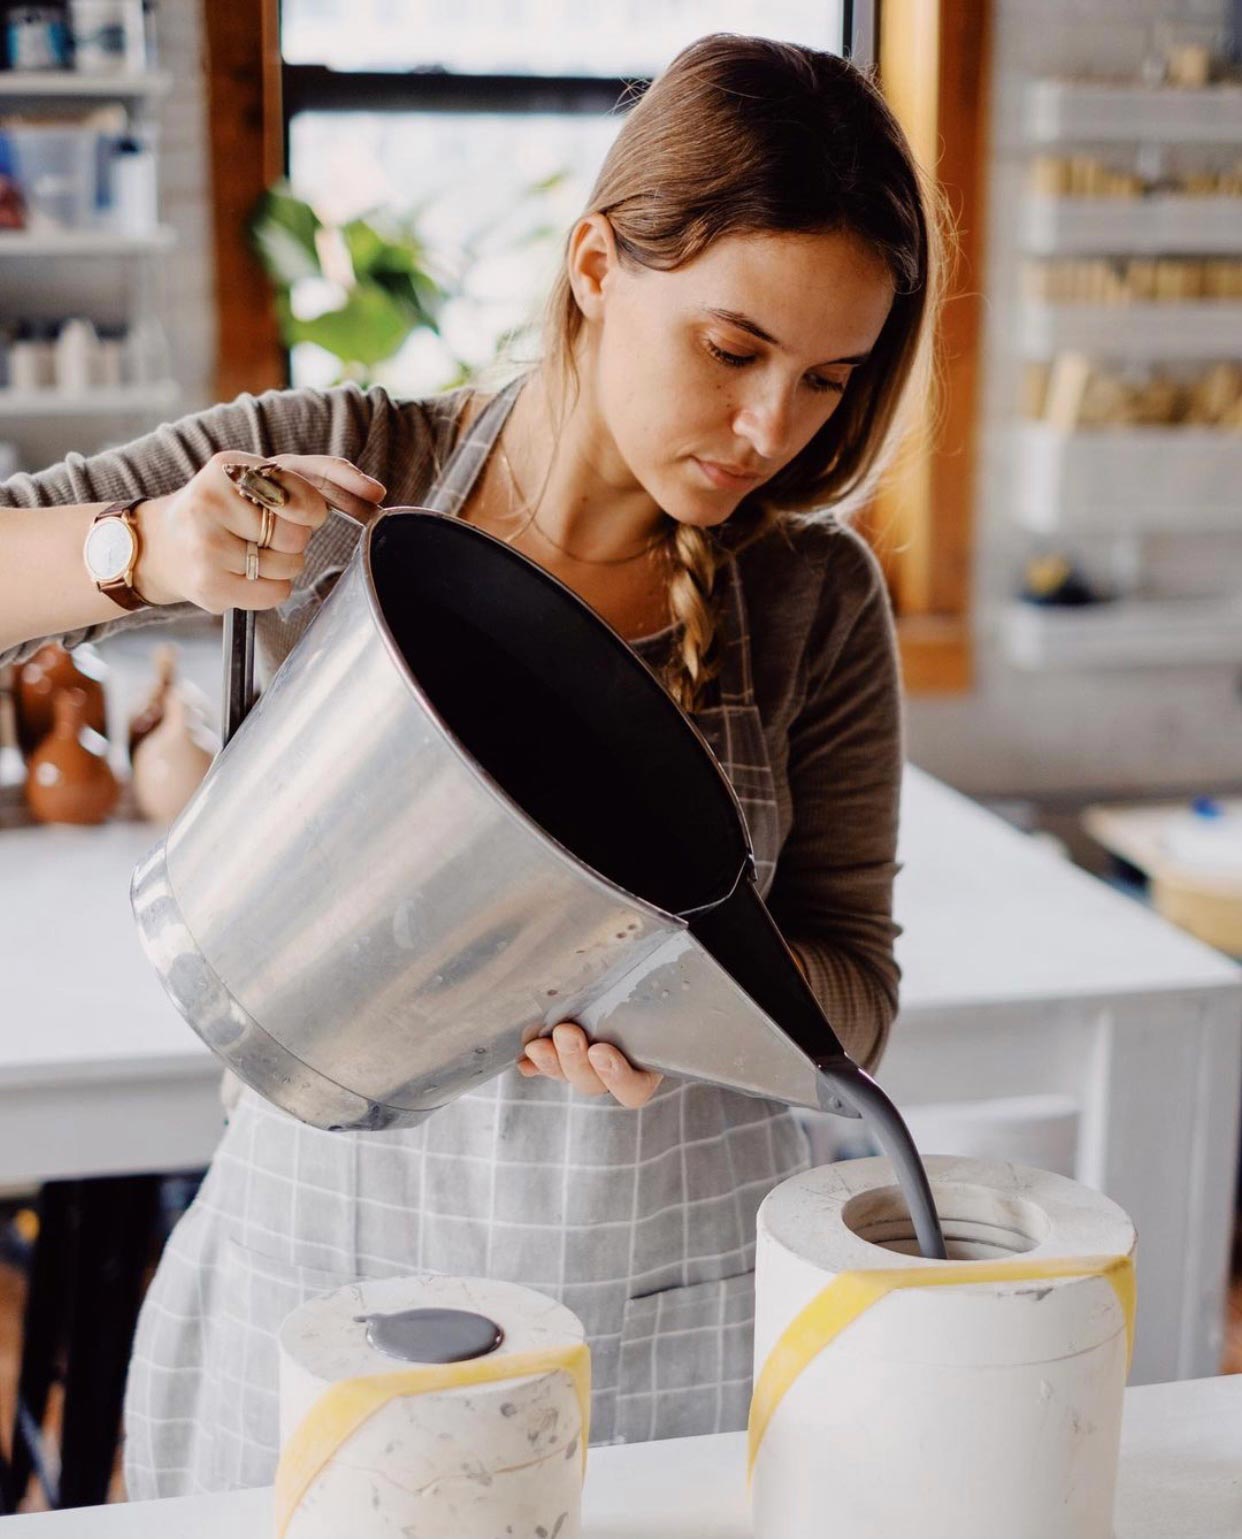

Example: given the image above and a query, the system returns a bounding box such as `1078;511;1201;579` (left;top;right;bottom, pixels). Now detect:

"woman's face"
573;221;896;527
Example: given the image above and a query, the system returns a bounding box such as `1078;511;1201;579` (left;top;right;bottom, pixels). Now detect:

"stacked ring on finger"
245;541;260;582
257;504;276;550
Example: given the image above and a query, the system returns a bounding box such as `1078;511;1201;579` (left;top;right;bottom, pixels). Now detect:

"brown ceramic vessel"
131;687;216;824
128;643;178;760
25;688;119;825
15;643;108;758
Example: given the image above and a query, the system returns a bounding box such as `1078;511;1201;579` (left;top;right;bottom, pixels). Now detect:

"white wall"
905;0;1242;798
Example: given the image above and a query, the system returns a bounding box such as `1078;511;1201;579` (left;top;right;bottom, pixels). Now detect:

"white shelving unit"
0;227;176;256
1012;423;1242;535
0;70;171;100
1003;596;1242;671
1019;300;1242;359
1003;76;1242;672
1021;196;1242;256
0;381;178;417
0;70;179;448
1023;80;1242;145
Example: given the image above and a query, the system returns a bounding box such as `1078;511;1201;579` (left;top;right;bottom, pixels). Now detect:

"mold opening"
842;1182;1051;1261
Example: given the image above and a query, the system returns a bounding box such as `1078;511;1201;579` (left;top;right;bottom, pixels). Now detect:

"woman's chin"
656;473;744;529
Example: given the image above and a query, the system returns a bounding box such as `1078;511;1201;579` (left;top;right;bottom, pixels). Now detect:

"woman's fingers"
587;1042;664;1109
516;1023;664;1108
218;538;305;582
210;573;295;612
551;1023;609;1097
520;1035;567;1081
273;454;388;523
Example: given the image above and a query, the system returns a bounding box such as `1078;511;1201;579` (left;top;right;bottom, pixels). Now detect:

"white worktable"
1;1374;1240;1536
1;632;1239;1384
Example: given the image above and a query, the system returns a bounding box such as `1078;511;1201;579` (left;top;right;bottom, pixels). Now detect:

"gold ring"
258;505;276;550
224;461;288;513
245;540;260;582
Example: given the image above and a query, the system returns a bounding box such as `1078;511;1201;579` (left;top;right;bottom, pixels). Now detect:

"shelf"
1023;80;1242;144
1011;423;1242;534
0;70;171;101
0;227;175;256
1019;300;1242;359
1002;596;1242;670
0;381;179;418
1021;196;1242;255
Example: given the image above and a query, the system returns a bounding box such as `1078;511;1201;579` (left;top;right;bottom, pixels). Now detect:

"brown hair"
540;32;949;711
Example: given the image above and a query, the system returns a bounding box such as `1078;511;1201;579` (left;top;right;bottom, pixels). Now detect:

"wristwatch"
83;498;149;612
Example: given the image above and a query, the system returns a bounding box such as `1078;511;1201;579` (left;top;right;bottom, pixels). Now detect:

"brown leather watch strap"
90;498;149;612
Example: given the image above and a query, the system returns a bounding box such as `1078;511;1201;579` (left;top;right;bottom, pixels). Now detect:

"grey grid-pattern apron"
121;379;811;1500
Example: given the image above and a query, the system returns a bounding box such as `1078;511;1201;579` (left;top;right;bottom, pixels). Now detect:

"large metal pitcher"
130;509;872;1135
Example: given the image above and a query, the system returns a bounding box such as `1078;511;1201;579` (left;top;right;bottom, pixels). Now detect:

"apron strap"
422;376;525;516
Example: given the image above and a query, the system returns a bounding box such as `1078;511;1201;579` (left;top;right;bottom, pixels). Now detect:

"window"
277;2;848;393
282;1;844;76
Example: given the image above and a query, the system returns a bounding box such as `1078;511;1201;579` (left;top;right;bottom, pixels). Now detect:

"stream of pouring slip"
817;1055;948;1260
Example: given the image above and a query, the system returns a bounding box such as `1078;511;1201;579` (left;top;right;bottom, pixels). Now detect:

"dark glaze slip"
357;1307;506;1364
818;1056;948;1260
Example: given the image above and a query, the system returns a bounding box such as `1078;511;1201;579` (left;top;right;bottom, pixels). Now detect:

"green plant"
250;182;451;383
250;170;572;389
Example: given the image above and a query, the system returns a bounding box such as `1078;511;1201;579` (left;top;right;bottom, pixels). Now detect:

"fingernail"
589;1046;617;1075
554;1025;579;1051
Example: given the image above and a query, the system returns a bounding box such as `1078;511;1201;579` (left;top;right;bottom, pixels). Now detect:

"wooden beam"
873;0;991;689
898;614;973;693
204;0;286;404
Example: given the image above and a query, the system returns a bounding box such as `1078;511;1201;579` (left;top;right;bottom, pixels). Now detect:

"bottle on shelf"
124;309;168;383
69;0;146;74
53;314;97;391
8;319;54;390
103;130;155;233
3;4;72;71
0;131;27;230
95;322;123;384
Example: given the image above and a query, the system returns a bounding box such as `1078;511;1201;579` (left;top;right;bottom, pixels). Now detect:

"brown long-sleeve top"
0;382;904;1069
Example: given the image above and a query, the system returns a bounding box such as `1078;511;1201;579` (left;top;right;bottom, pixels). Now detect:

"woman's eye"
706;338;848;396
706;339;753;368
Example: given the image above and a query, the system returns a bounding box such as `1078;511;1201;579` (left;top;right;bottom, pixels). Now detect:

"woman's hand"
133;450;387;612
517;1022;663;1108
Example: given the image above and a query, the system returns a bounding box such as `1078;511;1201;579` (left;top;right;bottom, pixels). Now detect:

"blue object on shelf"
1191;795;1225;820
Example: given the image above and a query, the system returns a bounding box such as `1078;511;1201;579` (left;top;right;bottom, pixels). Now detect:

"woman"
0;34;944;1496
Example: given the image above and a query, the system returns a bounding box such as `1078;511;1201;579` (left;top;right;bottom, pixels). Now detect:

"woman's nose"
733;385;796;462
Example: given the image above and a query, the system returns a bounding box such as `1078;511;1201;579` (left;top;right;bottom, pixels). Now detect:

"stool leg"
0;1442;16;1515
58;1175;161;1509
9;1182;74;1508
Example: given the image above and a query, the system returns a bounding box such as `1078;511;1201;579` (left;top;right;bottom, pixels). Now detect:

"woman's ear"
566;212;619;322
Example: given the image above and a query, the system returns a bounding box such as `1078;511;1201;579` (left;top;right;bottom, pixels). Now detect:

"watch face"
85;517;136;583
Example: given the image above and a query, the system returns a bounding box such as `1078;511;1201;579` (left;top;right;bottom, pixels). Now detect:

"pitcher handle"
222;608;256;746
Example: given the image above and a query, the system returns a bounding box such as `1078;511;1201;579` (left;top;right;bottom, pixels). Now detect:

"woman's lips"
693;456;764;490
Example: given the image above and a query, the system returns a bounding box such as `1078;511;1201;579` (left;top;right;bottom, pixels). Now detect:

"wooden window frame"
872;0;992;693
204;0;285;405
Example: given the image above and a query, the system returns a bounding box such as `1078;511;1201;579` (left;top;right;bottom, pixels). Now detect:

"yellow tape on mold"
274;1341;592;1538
747;1252;1135;1481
